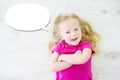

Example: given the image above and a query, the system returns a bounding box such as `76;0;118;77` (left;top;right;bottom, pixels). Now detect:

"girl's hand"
75;50;82;54
58;55;64;62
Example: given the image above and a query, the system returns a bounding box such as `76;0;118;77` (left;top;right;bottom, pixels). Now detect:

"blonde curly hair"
49;13;100;52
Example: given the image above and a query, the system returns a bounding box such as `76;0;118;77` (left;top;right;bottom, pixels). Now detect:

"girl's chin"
65;39;81;46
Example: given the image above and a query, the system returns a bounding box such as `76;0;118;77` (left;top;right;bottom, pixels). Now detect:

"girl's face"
58;18;82;46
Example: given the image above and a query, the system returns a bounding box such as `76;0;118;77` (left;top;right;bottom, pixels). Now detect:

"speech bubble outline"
5;3;50;32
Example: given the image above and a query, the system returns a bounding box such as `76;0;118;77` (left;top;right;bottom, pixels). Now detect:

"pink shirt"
52;41;94;80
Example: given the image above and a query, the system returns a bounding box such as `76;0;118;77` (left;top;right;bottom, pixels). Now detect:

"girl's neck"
62;40;81;47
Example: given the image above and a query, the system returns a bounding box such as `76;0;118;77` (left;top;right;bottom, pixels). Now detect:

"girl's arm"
50;52;72;72
58;48;92;65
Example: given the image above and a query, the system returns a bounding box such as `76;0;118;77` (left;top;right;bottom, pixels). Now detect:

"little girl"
49;13;100;80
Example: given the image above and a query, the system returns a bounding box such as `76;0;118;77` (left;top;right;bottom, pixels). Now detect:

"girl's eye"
66;31;70;34
74;28;78;31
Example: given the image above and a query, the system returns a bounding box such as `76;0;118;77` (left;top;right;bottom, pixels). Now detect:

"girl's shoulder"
79;40;92;50
80;40;91;46
55;40;66;47
52;41;66;54
80;40;95;54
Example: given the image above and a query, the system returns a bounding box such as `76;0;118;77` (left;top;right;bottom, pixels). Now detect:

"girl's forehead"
62;18;79;25
58;18;80;30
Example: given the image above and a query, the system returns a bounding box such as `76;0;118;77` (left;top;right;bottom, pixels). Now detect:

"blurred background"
0;0;120;80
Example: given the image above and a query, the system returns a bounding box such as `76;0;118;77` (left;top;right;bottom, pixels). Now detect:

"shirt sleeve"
81;41;95;54
52;42;62;54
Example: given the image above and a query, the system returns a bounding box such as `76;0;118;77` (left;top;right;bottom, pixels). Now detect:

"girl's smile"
71;37;78;42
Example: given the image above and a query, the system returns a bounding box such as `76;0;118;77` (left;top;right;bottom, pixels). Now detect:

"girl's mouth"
71;37;78;41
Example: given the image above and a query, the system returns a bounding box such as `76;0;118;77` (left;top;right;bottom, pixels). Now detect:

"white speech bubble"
5;3;50;31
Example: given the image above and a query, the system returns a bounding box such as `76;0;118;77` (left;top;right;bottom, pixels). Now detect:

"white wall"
0;0;120;80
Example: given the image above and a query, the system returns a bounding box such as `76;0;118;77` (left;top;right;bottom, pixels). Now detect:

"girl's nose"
71;32;76;36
